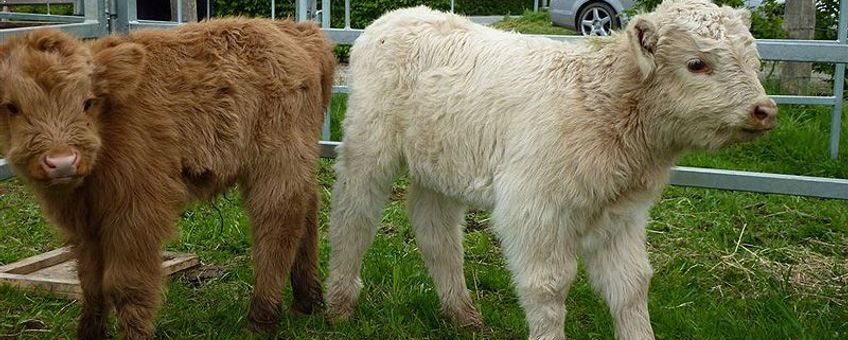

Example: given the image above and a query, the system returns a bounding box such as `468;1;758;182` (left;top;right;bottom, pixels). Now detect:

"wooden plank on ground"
0;247;199;300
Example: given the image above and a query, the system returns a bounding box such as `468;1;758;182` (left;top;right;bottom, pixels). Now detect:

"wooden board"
0;247;199;300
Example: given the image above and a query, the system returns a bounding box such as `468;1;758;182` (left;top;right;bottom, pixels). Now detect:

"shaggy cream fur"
325;1;776;339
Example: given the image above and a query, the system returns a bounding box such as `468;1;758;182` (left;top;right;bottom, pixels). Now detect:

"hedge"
214;0;533;28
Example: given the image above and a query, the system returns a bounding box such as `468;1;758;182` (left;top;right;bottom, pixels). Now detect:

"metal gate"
0;0;846;200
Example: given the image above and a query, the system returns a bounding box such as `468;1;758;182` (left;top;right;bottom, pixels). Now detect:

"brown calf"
0;18;334;339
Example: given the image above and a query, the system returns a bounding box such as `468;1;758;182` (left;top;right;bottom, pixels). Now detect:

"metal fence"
0;0;846;200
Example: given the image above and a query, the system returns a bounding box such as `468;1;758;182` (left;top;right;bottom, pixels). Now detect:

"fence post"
344;0;350;28
830;0;847;159
321;0;330;27
110;0;133;34
296;0;313;21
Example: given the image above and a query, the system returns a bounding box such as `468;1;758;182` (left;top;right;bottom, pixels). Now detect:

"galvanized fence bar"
296;0;308;21
772;95;837;106
321;0;330;27
829;0;848;159
0;159;10;180
115;0;137;34
670;167;848;200
315;141;848;200
344;0;350;29
0;0;105;40
0;12;84;23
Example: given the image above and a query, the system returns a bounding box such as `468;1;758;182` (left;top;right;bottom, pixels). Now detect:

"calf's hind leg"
407;182;482;328
242;160;313;333
325;127;403;321
289;191;323;315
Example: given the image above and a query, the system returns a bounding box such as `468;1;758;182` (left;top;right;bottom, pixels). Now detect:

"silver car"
550;0;635;36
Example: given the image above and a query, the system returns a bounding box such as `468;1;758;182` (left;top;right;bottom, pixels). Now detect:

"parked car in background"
551;0;773;36
550;0;634;36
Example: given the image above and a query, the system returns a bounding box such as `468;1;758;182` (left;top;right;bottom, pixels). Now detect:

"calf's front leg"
493;198;579;340
581;206;655;340
99;206;175;340
73;234;108;340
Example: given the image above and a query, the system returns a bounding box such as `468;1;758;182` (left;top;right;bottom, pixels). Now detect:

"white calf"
326;0;776;339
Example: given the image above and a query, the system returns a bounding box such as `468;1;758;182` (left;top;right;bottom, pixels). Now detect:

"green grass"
491;10;576;36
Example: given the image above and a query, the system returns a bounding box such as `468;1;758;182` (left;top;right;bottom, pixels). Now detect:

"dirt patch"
465;210;490;232
179;264;229;287
389;186;405;202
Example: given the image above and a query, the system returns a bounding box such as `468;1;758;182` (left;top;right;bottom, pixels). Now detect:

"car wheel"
577;2;619;36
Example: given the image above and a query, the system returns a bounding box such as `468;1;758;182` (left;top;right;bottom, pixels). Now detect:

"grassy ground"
491;10;576;35
2;11;848;340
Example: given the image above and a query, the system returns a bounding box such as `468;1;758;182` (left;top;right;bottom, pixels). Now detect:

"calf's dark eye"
6;103;18;115
687;59;709;73
84;99;94;111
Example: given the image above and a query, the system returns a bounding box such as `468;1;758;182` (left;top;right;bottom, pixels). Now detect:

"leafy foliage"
214;0;295;18
214;0;533;28
212;0;534;61
5;4;74;15
813;0;846;83
632;0;784;39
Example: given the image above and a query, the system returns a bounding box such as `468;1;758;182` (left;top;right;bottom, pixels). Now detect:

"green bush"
631;0;784;39
813;0;845;85
326;0;531;29
214;0;296;18
214;0;533;61
8;4;74;16
214;0;533;27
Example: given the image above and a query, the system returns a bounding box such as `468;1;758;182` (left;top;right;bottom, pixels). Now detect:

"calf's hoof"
246;298;280;334
325;302;356;325
290;298;323;316
291;285;324;315
77;319;107;340
446;303;484;330
324;291;359;324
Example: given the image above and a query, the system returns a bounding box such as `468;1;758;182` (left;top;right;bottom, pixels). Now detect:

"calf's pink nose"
41;151;78;178
751;100;778;121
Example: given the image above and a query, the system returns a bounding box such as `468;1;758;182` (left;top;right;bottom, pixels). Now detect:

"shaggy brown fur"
0;18;334;339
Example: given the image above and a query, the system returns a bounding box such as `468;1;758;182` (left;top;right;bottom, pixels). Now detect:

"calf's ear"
626;16;658;81
91;37;145;102
28;29;79;56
